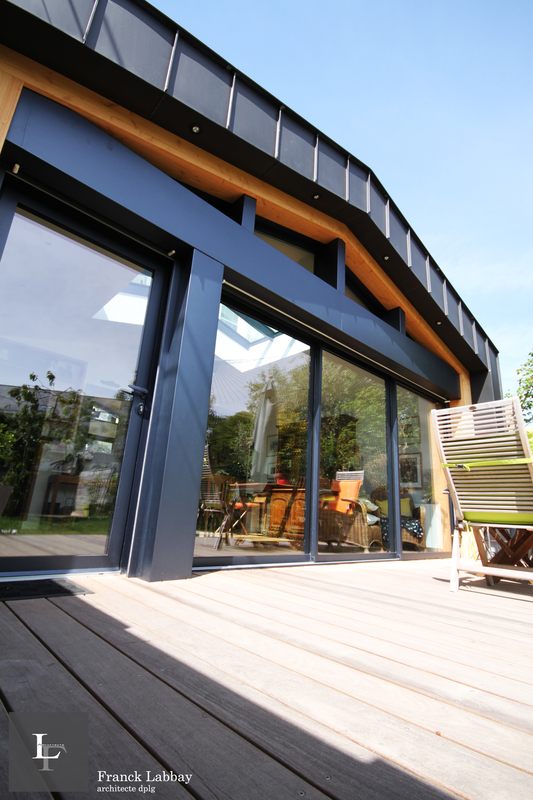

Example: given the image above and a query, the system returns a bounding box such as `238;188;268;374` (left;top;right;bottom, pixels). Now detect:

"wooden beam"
0;67;22;152
451;372;472;407
0;45;471;400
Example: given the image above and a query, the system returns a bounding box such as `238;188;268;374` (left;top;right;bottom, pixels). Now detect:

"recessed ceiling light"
313;193;320;200
436;320;442;326
383;255;390;261
191;125;201;134
168;249;176;257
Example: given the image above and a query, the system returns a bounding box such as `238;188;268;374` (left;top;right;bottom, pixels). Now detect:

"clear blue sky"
153;0;533;396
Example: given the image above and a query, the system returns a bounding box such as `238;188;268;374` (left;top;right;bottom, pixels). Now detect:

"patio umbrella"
250;379;278;483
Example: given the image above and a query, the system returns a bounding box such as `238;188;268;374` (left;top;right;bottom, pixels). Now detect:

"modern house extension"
0;0;501;580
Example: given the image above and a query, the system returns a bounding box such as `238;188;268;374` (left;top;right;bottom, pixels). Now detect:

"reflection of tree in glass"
0;372;82;516
207;403;254;483
204;355;388;489
321;357;387;484
248;363;310;485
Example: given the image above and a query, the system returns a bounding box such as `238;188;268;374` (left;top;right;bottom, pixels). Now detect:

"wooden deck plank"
172;571;533;704
49;594;451;800
229;569;533;673
262;559;533;613
91;577;533;759
233;568;533;650
8;598;330;800
3;559;531;800
249;568;533;645
145;580;533;744
0;701;53;800
0;534;106;558
0;602;187;799
262;563;533;624
59;575;533;800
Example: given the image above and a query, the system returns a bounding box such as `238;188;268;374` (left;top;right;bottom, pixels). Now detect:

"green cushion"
375;498;412;517
464;512;533;525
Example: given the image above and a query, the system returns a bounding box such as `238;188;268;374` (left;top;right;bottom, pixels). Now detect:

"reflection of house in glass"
0;0;501;578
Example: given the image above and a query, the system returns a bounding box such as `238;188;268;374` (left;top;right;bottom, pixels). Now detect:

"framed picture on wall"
399;453;422;488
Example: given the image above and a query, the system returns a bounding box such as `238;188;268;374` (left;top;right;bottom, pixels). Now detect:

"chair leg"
471;525;496;586
213;507;232;549
450;527;460;592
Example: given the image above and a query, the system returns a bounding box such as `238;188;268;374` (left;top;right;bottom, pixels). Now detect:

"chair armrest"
342;498;368;521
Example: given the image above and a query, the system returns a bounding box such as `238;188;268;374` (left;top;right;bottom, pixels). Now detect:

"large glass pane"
319;352;390;554
194;304;310;558
0;212;152;558
397;386;450;552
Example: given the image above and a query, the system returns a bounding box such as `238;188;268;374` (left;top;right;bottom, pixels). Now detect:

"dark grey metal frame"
191;293;317;569
192;299;408;567
0;179;170;576
0;90;460;578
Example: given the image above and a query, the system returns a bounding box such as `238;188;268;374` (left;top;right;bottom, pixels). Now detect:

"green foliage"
320;356;387;485
262;363;309;483
0;372;82;517
207;409;254;482
517;350;533;424
206;352;389;491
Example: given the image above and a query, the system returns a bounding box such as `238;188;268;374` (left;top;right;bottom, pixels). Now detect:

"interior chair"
370;486;425;550
266;482;306;549
319;478;369;549
197;473;229;535
431;397;533;591
222;485;265;547
197;444;234;547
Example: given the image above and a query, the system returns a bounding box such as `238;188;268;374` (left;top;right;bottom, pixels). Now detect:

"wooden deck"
1;559;532;799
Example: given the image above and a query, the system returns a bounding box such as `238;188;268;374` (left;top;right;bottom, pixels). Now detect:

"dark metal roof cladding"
1;0;497;373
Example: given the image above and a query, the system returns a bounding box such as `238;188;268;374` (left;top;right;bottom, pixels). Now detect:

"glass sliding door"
397;386;450;552
0;209;155;567
318;352;391;557
194;303;311;560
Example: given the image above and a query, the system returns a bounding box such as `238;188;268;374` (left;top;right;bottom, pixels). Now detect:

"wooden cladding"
0;69;22;151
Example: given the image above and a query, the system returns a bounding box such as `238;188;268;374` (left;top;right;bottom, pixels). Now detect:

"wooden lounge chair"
431;398;533;591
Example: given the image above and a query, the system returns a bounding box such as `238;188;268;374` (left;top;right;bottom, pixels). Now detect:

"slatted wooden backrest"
431;398;533;524
200;444;224;508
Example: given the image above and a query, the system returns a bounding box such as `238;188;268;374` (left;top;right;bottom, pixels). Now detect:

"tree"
0;372;82;516
207;409;254;482
517;350;533;424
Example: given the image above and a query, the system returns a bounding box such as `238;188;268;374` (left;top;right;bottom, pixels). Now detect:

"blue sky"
152;0;532;396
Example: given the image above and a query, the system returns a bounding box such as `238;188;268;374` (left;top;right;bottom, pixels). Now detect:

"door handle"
127;384;149;397
123;384;150;417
